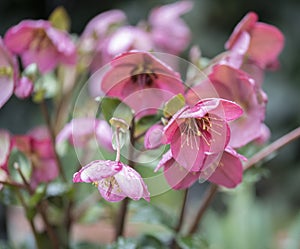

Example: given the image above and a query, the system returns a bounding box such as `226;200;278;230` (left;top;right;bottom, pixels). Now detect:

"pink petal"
115;165;150;201
208;149;243;188
73;160;123;183
171;128;206;172
163;156;199;190
14;76;33;99
31;158;58;187
0;77;14;108
225;12;258;50
247;23;284;68
144;124;164;149
22;46;59;73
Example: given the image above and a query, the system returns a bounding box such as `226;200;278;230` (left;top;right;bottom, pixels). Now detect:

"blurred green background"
0;0;300;248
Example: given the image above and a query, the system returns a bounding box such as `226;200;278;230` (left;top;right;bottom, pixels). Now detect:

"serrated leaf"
49;6;71;31
101;97;133;126
163;94;185;118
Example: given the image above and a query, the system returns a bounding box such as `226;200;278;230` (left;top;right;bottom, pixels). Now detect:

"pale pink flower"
144;124;164;149
155;148;244;189
0;38;19;108
73;160;150;202
163;98;243;172
101;51;184;116
56;117;113;152
225;12;284;70
149;1;193;54
4;20;77;73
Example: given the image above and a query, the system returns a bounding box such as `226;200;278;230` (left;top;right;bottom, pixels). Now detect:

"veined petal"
208;149;243;188
114;165;150;201
73;160;123;183
0;130;11;169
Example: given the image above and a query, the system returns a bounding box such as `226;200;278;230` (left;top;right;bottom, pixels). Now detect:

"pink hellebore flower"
163;98;243;172
73;160;150;202
149;1;193;54
4;20;77;73
13;126;58;187
101;51;184;116
225;12;284;70
187;65;267;148
155;148;244;189
0;38;19;108
56;117;113;152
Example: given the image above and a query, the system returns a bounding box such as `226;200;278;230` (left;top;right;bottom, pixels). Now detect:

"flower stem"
170;189;189;248
187;126;300;236
40;100;67;182
187;184;218;235
244;126;300;170
114;117;136;240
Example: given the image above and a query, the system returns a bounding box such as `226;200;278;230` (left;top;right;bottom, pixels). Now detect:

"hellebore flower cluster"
0;4;286;247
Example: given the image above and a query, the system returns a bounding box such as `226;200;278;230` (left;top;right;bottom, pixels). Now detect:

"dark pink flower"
56;117;113;152
163;98;243;172
0;38;19;108
13;126;58;187
225;12;284;70
4;20;77;73
101;51;184;116
155;148;244;189
73;160;150;202
149;1;193;54
186;65;267;148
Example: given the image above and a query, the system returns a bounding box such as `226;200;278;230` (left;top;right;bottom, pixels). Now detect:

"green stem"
114;117;136;240
187;184;218;236
15;189;43;249
170;189;189;248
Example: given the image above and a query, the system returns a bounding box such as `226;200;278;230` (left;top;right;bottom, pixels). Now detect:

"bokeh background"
0;0;300;248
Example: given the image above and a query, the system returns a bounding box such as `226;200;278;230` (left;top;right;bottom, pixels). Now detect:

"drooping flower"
148;0;193;54
186;64;267;148
0;38;19;108
4;20;77;73
100;51;184;116
225;12;284;70
73;160;150;202
163;98;243;172
155;148;244;189
56;117;113;152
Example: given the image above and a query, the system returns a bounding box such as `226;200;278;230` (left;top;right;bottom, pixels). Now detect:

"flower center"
0;66;13;77
30;29;51;51
130;63;158;87
97;176;121;197
180;115;223;149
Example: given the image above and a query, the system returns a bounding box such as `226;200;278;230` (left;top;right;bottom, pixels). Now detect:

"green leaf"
131;201;175;229
49;6;71;31
176;235;209;249
107;237;137;249
163;94;185;118
28;184;46;208
137;234;168;249
100;97;133;126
